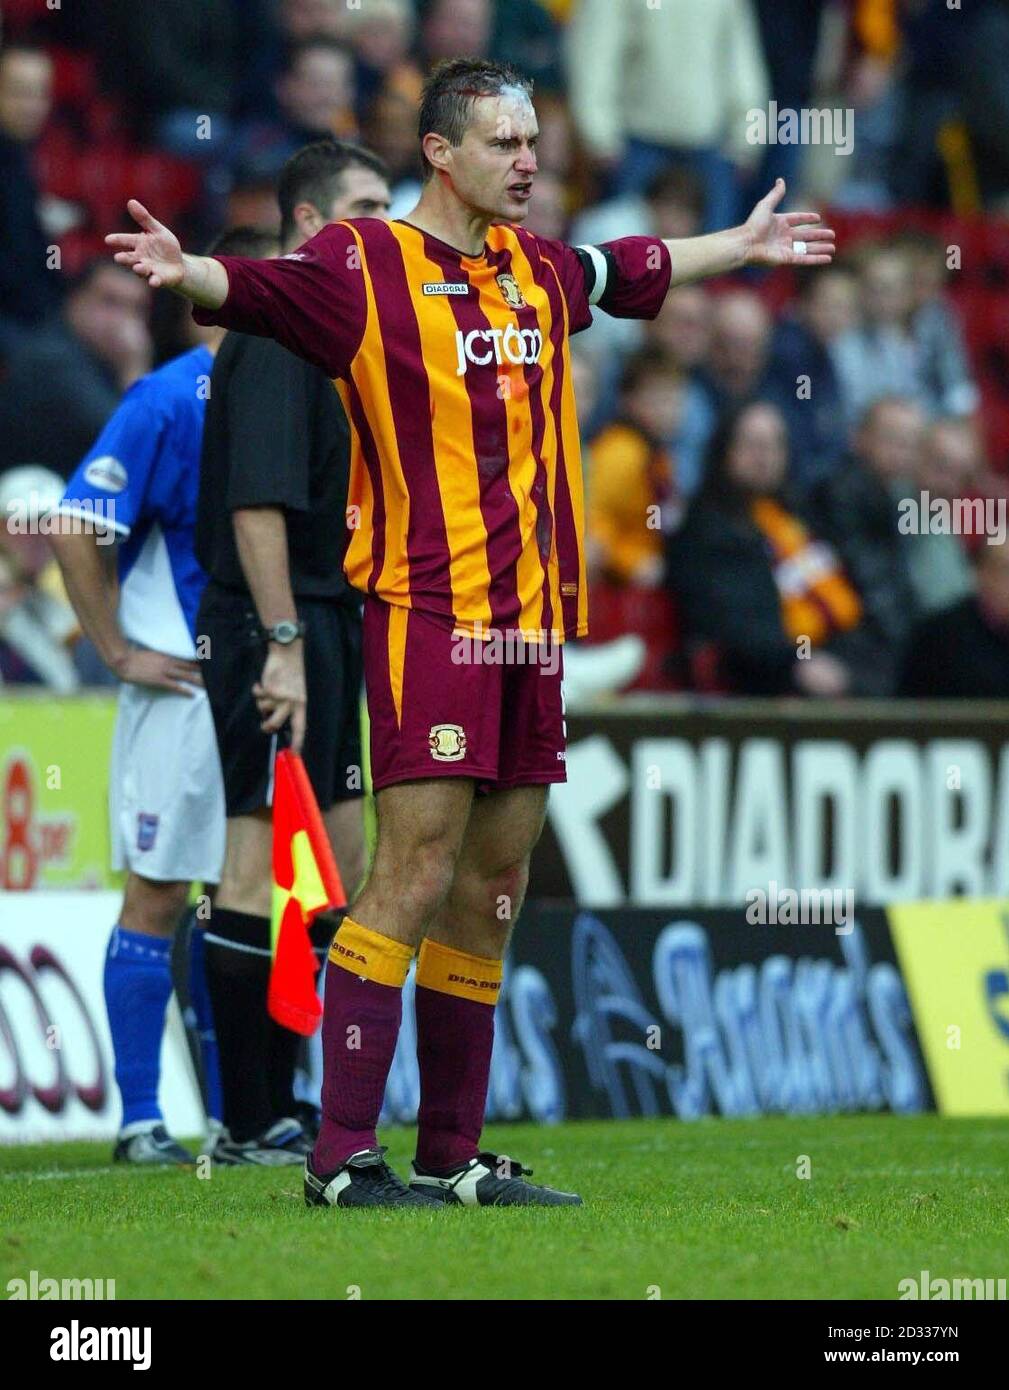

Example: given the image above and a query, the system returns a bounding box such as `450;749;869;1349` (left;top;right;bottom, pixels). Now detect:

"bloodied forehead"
470;87;537;142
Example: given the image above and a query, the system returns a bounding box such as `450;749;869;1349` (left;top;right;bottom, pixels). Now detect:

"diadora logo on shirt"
423;281;470;296
454;326;543;376
429;723;467;761
82;456;128;494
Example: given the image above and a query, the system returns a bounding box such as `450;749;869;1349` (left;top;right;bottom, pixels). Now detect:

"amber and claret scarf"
749;497;862;645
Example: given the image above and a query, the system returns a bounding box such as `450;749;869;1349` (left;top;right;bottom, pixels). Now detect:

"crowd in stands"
2;0;1009;699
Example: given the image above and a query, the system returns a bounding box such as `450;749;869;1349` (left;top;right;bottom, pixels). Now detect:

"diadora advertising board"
535;703;1009;906
6;696;1009;903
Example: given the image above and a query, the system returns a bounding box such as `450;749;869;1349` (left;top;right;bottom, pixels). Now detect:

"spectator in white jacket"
566;0;769;230
0;466;80;690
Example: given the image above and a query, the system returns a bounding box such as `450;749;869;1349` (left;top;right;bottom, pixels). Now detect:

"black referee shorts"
197;581;364;817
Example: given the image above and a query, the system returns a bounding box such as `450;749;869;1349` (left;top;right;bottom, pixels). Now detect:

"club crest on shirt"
83;456;128;494
428;723;467;762
136;813;159;851
496;272;525;309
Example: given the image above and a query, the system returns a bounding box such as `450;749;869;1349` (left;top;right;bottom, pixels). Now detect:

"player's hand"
113;645;204;694
743;179;836;269
105;201;186;290
254;643;307;753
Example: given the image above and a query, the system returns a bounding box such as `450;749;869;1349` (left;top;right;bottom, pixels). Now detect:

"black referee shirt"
196;332;354;602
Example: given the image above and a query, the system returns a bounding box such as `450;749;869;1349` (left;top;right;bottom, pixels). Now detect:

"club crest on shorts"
136;812;159;851
428;723;467;762
496;272;525;309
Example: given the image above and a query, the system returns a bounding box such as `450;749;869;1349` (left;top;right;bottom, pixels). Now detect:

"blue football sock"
103;925;173;1130
186;923;223;1126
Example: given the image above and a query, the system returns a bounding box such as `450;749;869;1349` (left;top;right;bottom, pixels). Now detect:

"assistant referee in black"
194;140;392;1165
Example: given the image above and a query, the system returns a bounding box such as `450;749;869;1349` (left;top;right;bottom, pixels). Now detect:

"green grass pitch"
2;1116;1006;1300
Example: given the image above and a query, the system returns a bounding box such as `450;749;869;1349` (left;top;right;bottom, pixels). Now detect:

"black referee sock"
266;1019;300;1122
204;908;278;1144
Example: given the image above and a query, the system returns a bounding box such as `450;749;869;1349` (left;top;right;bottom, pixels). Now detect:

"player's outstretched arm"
662;178;836;288
105;200;228;308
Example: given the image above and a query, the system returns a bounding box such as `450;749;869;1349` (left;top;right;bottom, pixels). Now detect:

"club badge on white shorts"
136;813;160;852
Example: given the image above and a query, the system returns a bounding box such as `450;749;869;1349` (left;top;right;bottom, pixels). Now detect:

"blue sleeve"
59;379;169;537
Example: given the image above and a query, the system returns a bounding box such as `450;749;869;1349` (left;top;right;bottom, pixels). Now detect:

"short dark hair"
418;58;532;182
620;345;680;397
795;262;855;300
66;258;128;296
204;226;279;259
277;139;389;243
696;399;789;515
890;227;943;258
644;165;706;220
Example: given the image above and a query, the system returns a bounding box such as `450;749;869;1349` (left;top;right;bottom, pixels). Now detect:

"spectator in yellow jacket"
587;347;682;588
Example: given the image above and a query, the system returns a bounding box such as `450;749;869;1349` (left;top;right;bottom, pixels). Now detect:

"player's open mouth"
509;183;533;201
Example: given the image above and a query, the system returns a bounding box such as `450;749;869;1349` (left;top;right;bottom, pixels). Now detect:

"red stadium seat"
56;145;202;234
130;152;202;219
87;96;128;144
57;229;109;277
49;47;98;111
34;123;83;200
75;144;142;226
586;582;684;691
2;0;51;33
977;396;1009;473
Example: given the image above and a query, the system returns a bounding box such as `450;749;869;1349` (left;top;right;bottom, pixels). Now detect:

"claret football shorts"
363;598;567;793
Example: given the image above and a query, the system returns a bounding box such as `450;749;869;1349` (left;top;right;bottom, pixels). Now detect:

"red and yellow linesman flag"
270;749;345;1035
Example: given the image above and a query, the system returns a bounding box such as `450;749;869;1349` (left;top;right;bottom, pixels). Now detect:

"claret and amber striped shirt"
194;219;671;640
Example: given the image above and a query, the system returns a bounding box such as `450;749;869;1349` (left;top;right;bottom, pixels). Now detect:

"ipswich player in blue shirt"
51;228;277;1163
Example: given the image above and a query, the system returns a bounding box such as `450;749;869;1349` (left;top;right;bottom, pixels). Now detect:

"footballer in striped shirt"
109;58;834;1209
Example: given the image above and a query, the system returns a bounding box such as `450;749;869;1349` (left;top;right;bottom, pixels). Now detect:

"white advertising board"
0;892;205;1143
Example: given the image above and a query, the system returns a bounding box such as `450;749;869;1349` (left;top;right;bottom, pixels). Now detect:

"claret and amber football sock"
312;916;414;1173
413;938;502;1173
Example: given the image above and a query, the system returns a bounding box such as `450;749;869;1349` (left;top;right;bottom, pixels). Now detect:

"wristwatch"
265;619;305;645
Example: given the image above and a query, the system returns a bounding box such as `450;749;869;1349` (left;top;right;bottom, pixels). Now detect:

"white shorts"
109;682;226;884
